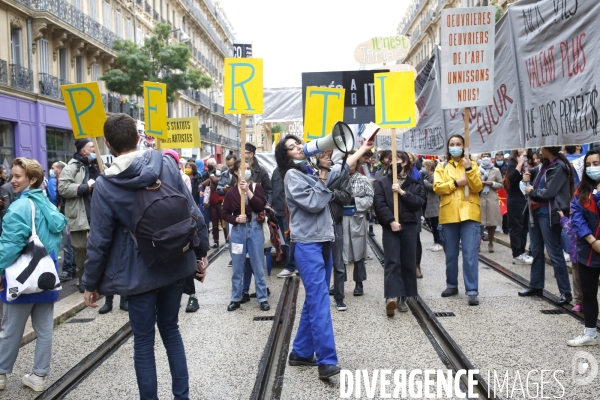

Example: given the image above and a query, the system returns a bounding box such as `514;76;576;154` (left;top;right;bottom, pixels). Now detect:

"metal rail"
36;244;227;400
250;276;300;400
367;235;497;400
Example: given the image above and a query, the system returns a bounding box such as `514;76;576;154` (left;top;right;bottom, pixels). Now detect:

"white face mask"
245;170;252;180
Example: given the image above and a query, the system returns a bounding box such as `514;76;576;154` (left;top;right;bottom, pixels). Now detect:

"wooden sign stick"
240;114;246;215
91;137;105;173
391;128;399;222
464;107;470;201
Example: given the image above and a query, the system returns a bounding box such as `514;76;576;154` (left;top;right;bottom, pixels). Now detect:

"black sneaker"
228;260;233;267
336;300;347;311
353;282;363;296
186;297;199;312
240;292;250;303
250;288;271;298
260;301;270;311
227;301;240;311
288;352;317;366
211;243;219;249
98;302;113;314
441;287;458;297
58;271;73;282
318;364;341;380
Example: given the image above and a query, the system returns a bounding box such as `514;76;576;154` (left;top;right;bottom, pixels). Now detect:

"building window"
59;49;68;82
115;10;121;36
46;127;75;171
104;1;111;30
126;18;132;40
39;39;50;75
76;56;84;83
0;121;15;170
92;63;100;81
74;0;81;9
10;29;23;66
136;27;142;45
90;0;98;21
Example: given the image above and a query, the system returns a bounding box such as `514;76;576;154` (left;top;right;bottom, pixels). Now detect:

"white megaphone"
303;121;355;157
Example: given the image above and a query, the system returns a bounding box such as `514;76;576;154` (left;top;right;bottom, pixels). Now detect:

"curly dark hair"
275;134;305;179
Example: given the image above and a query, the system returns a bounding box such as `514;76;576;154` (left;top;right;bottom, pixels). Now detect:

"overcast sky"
217;0;410;88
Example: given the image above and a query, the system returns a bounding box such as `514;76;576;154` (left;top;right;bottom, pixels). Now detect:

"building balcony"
102;93;144;120
39;72;70;99
153;10;159;21
178;0;232;57
0;60;7;86
10;64;33;92
14;0;120;48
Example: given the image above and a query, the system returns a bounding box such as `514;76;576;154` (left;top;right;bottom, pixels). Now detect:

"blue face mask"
586;166;600;181
449;147;463;157
293;159;308;165
421;167;427;175
49;170;56;178
245;170;252;180
89;153;97;161
496;160;504;167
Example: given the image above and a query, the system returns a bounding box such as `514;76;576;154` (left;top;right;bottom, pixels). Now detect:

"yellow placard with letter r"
224;58;263;114
164;117;200;149
303;87;345;142
144;81;168;139
61;82;106;138
374;71;416;129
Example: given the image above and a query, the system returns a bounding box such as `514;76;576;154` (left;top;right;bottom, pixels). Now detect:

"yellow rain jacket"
434;158;483;224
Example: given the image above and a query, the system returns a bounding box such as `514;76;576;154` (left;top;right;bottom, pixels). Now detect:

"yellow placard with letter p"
144;81;168;139
164;117;200;148
303;87;345;141
224;58;263;115
374;72;416;129
61;82;106;138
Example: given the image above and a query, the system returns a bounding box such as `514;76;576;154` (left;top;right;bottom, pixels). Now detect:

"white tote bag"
4;200;61;301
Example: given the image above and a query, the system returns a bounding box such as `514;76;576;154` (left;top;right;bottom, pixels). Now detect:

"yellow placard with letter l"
303;87;345;141
144;81;168;139
374;71;416;129
224;58;263;115
61;82;106;138
164;117;200;148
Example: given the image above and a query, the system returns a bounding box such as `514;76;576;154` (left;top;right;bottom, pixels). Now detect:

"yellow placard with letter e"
144;81;168;139
374;72;416;129
164;117;200;148
61;82;106;138
303;87;345;141
224;58;263;114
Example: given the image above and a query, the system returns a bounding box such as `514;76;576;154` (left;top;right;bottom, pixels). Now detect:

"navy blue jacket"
83;150;210;296
571;191;600;268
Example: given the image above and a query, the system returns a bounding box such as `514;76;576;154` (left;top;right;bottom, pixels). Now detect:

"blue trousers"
230;220;268;302
292;242;337;366
440;220;480;296
529;213;572;294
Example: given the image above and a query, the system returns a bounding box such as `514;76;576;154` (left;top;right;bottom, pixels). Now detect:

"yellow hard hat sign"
61;82;106;138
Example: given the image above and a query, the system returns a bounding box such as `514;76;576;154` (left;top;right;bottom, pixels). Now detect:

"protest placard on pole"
303;87;345;141
442;6;495;200
164;117;201;148
374;71;416;222
143;81;168;151
224;57;263;214
354;36;411;65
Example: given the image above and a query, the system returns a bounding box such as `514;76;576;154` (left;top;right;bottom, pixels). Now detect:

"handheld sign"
374;71;417;129
354;36;411;65
61;82;106;138
143;81;168;139
164;117;200;148
224;58;263;115
303;86;345;142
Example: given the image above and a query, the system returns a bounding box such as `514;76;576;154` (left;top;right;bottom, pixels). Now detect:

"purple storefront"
0;92;73;173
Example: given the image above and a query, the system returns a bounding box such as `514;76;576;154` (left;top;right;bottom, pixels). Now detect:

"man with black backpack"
82;113;210;400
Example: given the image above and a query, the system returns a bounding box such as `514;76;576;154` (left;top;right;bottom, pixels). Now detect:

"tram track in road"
35;244;228;400
367;234;498;400
251;275;299;400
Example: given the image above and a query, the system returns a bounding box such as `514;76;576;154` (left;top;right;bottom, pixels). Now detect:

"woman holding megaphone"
274;130;374;381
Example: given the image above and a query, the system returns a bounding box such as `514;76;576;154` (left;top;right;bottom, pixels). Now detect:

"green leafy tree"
491;2;504;23
101;23;212;101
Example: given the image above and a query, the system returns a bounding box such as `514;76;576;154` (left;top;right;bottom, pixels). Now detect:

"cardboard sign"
224;58;263;114
143;81;168;139
374;71;416;129
354;36;411;65
301;70;387;124
61;82;106;138
441;7;496;108
163;117;200;148
303;87;345;141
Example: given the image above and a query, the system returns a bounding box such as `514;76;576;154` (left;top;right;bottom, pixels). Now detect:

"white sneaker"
0;374;6;390
563;252;571;263
22;373;47;392
567;331;599;347
512;254;533;265
431;244;443;252
277;269;296;278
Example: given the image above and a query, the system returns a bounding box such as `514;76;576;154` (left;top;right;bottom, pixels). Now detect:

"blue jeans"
230;220;268;302
292;242;337;366
61;227;76;275
560;229;570;254
439;221;480;296
529;213;572;294
128;278;189;400
276;214;296;272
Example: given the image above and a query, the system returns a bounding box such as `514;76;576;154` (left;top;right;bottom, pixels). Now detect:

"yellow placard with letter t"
303;87;345;141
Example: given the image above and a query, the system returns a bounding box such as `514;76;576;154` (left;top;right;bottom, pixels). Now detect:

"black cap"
245;142;256;153
75;138;92;153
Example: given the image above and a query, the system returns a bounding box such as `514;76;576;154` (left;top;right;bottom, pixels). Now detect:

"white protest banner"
507;0;599;148
441;7;496;109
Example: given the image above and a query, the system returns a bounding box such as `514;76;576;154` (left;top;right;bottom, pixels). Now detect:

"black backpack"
130;179;198;268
